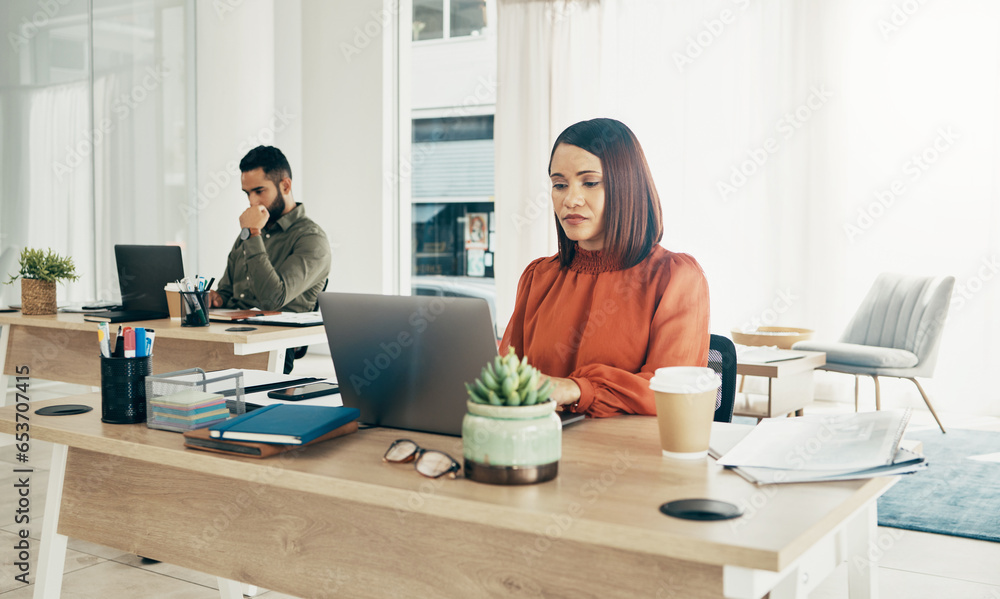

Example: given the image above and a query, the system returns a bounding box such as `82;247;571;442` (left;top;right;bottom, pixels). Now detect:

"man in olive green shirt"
209;146;330;370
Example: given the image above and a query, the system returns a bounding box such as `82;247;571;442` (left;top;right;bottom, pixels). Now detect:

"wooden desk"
0;313;327;396
736;351;827;419
1;394;894;599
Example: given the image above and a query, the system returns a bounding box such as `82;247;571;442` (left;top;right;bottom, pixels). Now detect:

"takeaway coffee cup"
649;367;720;459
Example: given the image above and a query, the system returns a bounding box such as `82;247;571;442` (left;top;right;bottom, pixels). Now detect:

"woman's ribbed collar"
568;247;624;274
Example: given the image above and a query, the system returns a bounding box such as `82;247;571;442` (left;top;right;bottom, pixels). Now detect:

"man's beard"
266;188;286;227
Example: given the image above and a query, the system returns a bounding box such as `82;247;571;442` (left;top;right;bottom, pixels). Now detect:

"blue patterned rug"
877;428;1000;543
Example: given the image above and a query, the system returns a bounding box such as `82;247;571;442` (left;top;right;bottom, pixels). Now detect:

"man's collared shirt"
217;203;331;313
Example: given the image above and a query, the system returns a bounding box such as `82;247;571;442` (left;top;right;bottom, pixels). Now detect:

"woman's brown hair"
549;118;663;269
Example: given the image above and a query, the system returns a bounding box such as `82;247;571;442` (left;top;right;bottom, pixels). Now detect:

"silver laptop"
317;292;499;436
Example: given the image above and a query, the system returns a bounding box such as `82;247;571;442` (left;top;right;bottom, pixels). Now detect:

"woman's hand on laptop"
543;375;581;409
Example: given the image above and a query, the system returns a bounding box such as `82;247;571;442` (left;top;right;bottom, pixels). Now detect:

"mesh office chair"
284;278;329;374
709;334;738;423
793;273;954;433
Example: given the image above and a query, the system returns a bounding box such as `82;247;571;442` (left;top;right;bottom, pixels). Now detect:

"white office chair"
793;273;954;433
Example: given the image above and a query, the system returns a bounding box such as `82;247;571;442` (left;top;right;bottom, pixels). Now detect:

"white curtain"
0;81;96;306
494;0;603;336
496;0;1000;416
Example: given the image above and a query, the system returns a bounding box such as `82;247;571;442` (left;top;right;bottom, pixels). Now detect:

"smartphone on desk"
266;382;340;401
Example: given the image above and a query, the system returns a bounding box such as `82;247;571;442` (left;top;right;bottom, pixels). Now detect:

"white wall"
195;0;394;297
301;0;398;295
412;34;496;113
194;0;277;279
274;0;304;197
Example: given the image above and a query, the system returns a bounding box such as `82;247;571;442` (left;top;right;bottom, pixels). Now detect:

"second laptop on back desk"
84;245;184;323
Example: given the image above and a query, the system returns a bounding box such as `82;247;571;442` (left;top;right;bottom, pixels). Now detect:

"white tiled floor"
2;350;998;598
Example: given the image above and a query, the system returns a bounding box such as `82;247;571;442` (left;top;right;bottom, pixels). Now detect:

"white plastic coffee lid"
649;367;720;393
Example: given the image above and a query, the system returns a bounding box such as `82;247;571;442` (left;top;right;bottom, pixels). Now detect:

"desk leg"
767;571;806;599
34;443;69;599
768;371;815;418
216;578;243;599
847;503;878;598
266;348;286;373
0;323;11;407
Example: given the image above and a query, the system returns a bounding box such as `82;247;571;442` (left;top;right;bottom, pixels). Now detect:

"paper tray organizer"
145;368;244;433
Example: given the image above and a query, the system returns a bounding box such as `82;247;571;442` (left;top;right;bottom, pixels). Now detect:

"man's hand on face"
239;205;269;230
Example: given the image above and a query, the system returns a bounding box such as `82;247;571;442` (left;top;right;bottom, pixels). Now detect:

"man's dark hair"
239;146;292;188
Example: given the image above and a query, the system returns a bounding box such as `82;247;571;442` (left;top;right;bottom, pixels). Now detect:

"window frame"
412;0;491;44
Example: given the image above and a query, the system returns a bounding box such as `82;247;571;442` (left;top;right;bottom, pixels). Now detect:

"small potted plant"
5;248;79;315
462;348;561;485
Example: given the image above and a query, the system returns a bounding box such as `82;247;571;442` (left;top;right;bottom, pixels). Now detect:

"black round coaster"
226;326;257;332
660;499;743;521
35;404;94;416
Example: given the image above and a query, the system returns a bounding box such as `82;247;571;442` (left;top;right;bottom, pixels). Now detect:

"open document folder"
710;409;926;484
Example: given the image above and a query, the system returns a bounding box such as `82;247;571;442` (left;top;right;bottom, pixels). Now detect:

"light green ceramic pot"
462;399;561;485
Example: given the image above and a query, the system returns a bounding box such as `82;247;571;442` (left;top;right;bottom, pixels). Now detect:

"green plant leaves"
6;248;80;284
465;346;553;407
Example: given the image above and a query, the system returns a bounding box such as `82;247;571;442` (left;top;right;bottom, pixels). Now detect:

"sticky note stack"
148;389;229;432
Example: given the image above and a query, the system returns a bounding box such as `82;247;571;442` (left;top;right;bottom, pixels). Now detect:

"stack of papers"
712;409;926;484
737;348;808;364
209;309;281;322
148;389;229;432
241;311;323;327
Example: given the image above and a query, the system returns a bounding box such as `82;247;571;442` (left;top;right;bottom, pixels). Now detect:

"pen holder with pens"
100;355;153;424
180;290;210;327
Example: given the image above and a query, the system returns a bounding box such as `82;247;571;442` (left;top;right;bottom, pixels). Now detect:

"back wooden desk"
0;395;895;599
0;313;327;398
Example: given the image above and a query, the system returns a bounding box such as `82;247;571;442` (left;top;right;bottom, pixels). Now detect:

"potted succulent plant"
462;348;561;485
6;248;79;315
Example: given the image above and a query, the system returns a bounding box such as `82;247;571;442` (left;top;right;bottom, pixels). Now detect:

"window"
411;116;494;280
407;1;496;327
413;0;487;41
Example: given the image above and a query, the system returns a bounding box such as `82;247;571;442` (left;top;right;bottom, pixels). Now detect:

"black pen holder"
101;355;152;424
180;291;210;327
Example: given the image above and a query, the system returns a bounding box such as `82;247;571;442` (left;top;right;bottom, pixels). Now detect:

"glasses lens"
415;451;459;478
385;440;419;463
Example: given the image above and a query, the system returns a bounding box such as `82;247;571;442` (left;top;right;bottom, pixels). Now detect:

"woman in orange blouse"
499;118;710;418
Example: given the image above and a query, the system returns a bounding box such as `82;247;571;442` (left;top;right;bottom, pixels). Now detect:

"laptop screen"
318;292;499;436
114;245;185;313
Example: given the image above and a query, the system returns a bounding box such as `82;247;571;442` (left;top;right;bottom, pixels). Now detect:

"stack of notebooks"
712;409;926;484
183;404;360;458
208;309;281;322
148;389;229;432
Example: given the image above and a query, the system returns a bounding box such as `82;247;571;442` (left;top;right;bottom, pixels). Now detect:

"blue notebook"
209;404;360;445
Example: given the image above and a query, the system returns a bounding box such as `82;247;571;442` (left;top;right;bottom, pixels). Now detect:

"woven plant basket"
21;278;57;315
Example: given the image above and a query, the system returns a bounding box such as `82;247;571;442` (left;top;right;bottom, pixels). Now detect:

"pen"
98;322;111;358
124;326;136;358
206;277;215;291
145;329;155;356
114;325;124;357
135;327;147;357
